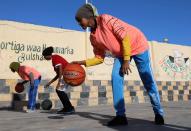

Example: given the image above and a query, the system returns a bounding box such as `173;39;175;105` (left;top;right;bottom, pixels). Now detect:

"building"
0;20;191;110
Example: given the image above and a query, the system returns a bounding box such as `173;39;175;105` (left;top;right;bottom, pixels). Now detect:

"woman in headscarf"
72;3;164;126
9;62;41;113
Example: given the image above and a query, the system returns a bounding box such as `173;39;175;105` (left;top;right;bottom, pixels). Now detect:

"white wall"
0;21;191;81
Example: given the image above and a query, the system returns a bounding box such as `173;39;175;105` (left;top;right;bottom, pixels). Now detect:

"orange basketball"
15;83;24;93
63;64;86;86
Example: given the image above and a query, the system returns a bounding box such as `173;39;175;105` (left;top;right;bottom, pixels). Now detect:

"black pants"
56;89;73;110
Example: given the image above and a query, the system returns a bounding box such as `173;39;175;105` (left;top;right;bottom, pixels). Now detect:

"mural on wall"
86;49;138;80
159;50;191;80
0;41;74;63
0;21;87;79
0;50;2;59
86;50;114;78
103;51;115;65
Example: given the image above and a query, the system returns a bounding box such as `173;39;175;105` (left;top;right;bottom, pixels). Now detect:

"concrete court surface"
0;101;191;131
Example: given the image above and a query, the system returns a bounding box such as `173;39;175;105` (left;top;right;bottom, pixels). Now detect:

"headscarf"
75;3;99;22
9;62;20;71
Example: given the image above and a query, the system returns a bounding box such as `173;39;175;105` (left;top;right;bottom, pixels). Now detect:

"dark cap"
42;46;54;56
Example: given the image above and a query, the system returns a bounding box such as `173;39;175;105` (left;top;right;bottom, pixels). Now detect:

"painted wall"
86;40;191;81
0;21;86;79
151;41;191;81
0;21;191;81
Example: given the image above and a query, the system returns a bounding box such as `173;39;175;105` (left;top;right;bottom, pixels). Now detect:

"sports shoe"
56;108;65;113
56;107;75;114
26;109;35;113
107;116;128;126
155;114;164;125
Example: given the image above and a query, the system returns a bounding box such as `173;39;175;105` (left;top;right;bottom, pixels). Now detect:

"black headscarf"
42;46;54;56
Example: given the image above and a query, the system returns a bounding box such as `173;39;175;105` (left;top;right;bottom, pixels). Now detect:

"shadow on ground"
46;111;191;131
1;105;191;131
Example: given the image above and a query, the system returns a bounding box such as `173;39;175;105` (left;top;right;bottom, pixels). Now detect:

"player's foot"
155;114;164;125
107;116;128;126
26;109;35;113
56;108;65;113
56;107;75;114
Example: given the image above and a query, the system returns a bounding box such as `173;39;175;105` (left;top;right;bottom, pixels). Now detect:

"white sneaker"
26;109;35;113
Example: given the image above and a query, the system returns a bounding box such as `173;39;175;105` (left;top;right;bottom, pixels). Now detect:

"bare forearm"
57;66;63;83
48;75;59;85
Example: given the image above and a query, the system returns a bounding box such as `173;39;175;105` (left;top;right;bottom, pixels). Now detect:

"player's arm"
46;75;59;87
54;65;63;89
45;65;60;87
85;57;104;67
72;46;104;67
29;72;34;87
122;35;131;61
72;57;104;67
121;35;132;75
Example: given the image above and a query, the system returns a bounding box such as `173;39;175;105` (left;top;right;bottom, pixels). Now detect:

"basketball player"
9;62;41;113
42;46;75;114
72;3;164;126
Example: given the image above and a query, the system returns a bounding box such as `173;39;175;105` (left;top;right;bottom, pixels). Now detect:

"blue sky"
0;0;191;46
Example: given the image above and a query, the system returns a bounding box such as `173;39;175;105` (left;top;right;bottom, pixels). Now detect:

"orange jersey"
18;66;41;80
90;14;149;58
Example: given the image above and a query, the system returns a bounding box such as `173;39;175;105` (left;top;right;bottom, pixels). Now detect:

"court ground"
0;101;191;131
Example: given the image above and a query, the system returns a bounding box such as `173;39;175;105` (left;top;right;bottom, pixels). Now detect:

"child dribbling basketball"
42;46;75;114
9;62;41;113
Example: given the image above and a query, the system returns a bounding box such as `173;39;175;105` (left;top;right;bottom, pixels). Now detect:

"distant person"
42;46;75;114
9;62;41;113
72;3;164;126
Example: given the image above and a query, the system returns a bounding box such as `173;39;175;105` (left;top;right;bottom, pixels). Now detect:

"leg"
111;58;125;116
56;89;73;110
108;58;128;126
28;79;40;110
56;83;75;114
133;50;164;116
28;85;33;109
